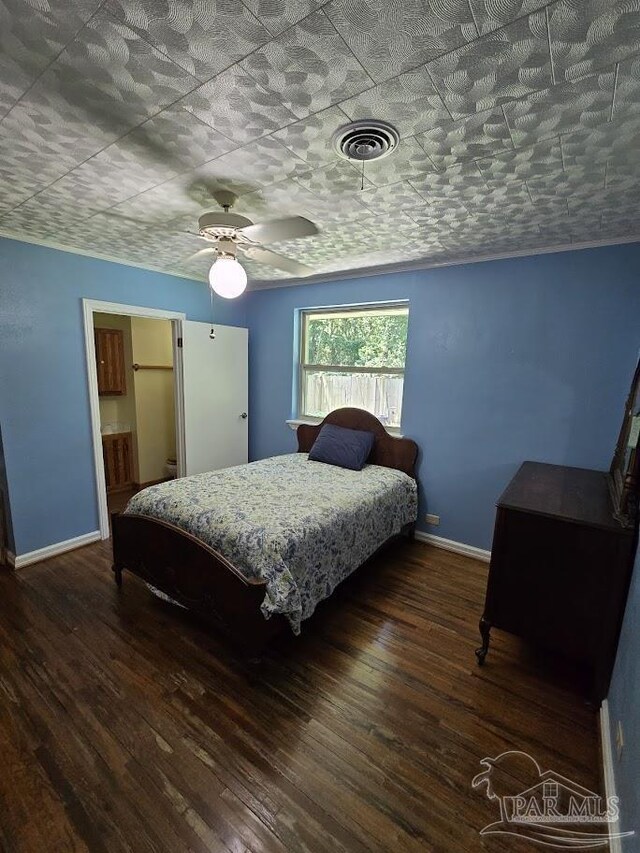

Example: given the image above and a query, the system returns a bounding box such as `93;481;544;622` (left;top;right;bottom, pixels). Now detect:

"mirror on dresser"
609;356;640;529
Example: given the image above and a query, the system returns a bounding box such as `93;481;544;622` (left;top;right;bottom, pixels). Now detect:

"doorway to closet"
83;299;249;540
93;312;177;517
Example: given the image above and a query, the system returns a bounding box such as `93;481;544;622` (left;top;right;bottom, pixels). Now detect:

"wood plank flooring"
107;486;144;516
0;539;601;852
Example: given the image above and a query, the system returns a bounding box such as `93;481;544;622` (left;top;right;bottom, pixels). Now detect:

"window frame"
297;301;409;429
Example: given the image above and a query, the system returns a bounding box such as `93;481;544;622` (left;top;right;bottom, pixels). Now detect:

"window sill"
286;418;320;431
286;418;403;437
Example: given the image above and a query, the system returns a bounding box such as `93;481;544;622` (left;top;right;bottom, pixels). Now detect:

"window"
298;303;409;429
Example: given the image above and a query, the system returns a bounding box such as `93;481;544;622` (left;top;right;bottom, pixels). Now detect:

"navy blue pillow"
308;423;375;471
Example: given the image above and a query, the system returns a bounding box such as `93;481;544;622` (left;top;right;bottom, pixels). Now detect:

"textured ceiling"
1;0;640;287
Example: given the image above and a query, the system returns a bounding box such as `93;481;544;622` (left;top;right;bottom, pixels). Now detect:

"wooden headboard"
296;408;419;479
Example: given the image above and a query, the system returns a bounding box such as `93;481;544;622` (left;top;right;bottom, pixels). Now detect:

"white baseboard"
414;530;491;563
4;550;16;569
13;531;101;569
600;699;624;853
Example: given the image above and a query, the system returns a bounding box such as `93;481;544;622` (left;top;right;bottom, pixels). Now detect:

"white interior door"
181;321;248;475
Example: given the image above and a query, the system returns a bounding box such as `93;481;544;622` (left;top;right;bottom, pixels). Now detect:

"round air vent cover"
332;120;400;162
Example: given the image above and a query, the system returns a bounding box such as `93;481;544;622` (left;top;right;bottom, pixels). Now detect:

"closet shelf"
132;364;173;371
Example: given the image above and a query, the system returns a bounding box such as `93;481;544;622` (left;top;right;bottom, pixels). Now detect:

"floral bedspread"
125;453;417;634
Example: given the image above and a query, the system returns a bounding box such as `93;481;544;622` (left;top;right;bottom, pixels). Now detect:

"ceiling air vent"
332;120;399;162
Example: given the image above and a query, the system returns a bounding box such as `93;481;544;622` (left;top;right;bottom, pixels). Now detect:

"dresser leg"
112;563;123;588
475;617;491;665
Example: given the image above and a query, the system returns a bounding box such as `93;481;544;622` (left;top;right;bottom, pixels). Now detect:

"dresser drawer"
486;507;626;662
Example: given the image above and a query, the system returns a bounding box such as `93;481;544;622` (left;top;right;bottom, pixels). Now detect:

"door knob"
240;412;248;419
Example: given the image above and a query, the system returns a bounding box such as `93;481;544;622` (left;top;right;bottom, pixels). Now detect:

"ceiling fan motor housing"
198;211;254;240
332;120;400;162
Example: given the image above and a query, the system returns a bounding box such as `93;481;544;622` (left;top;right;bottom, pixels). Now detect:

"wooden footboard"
112;513;416;654
111;512;287;654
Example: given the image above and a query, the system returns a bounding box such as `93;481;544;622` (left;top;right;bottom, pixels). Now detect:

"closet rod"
132;364;173;371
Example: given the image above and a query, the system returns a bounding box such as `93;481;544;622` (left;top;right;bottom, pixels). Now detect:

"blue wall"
0;237;245;556
244;243;640;550
1;236;638;557
608;538;640;851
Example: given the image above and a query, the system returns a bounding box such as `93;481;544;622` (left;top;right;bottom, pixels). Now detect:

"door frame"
82;299;186;540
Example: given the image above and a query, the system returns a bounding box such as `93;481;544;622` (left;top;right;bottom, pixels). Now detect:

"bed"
111;408;419;652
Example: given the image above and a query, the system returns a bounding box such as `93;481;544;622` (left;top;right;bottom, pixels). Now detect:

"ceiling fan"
188;191;319;298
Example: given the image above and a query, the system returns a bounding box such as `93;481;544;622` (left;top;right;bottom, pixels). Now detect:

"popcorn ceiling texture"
1;0;639;283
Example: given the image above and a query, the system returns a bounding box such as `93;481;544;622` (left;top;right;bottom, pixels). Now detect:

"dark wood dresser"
477;461;637;702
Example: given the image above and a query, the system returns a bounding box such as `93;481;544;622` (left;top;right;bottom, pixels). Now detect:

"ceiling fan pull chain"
209;285;216;339
361;158;365;191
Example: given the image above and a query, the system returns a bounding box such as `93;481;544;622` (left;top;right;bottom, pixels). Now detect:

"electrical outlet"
426;514;440;526
616;721;624;761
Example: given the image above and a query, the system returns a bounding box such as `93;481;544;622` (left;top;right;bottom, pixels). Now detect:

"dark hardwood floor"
0;539;601;852
107;486;142;516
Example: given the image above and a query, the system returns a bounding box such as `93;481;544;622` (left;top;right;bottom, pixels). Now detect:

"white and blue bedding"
124;453;417;633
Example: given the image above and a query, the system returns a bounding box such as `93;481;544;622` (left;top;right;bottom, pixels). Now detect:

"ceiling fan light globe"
208;257;247;299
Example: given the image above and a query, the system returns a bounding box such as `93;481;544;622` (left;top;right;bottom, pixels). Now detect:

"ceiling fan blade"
239;216;319;244
187;247;217;262
241;245;313;277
